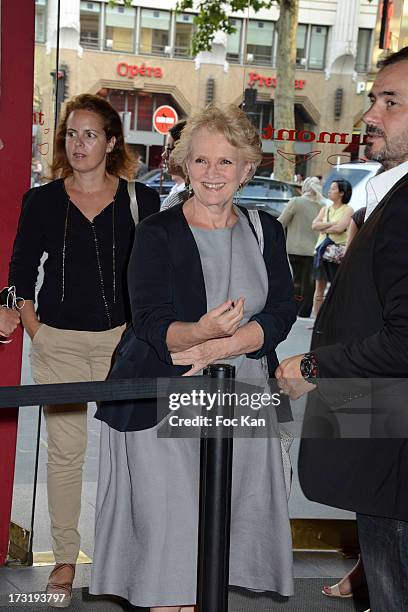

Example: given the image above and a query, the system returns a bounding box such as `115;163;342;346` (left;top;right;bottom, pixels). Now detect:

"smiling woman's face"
186;128;251;209
65;109;115;174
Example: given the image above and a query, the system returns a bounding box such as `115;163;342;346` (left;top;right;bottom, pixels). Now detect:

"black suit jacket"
299;172;408;521
95;204;297;431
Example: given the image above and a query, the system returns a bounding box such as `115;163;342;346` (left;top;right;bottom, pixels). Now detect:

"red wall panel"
0;0;35;565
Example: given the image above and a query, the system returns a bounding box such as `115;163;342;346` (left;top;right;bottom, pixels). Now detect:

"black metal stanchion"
197;363;236;612
27;406;42;566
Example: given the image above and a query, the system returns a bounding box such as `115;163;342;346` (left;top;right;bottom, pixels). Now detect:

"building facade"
33;0;379;178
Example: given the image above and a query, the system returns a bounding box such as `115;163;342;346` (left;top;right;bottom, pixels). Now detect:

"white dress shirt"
365;160;408;220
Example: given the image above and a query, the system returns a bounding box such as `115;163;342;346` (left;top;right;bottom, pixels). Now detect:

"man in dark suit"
276;47;408;611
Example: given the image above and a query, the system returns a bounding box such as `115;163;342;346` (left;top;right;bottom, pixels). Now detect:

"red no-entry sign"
153;105;178;134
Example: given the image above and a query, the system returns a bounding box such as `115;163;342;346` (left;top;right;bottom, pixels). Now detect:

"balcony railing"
80;33;99;49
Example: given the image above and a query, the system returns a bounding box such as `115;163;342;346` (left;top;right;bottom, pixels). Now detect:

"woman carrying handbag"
9;93;160;608
311;179;353;316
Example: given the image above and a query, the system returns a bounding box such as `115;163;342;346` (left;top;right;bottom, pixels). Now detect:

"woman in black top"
9;93;159;606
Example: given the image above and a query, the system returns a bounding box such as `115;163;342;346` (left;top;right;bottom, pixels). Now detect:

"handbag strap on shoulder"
127;181;139;225
247;209;264;254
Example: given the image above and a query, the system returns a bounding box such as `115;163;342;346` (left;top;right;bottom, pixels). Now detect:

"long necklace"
61;198;116;328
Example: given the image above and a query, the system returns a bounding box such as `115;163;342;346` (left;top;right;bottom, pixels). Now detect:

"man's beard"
365;125;408;169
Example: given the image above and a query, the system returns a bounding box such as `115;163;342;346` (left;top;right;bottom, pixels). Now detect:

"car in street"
322;161;381;211
140;170;301;216
138;169;175;201
239;176;301;217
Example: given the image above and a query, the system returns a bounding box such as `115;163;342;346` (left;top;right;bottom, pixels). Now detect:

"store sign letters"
117;62;163;79
33;111;45;125
262;126;368;146
248;72;305;89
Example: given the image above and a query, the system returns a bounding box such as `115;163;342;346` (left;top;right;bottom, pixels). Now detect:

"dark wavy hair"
51;93;137;179
333;179;352;204
169;120;187;142
167;120;187;179
379;45;408;69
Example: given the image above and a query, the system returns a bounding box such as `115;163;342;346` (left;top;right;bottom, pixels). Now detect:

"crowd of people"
279;176;356;319
1;45;408;612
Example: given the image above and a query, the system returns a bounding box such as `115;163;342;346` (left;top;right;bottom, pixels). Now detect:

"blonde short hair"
171;104;262;185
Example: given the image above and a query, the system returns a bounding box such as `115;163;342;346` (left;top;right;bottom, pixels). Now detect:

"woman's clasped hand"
197;296;245;338
171;297;245;375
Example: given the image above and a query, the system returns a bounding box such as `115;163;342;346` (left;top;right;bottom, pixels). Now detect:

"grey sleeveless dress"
90;209;294;607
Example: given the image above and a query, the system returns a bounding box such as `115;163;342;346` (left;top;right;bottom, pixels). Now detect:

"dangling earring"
185;175;193;197
233;183;243;206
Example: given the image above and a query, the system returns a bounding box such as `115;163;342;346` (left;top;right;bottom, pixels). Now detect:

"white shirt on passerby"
168;181;185;196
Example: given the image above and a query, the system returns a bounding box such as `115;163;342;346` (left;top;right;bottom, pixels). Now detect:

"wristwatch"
300;352;318;385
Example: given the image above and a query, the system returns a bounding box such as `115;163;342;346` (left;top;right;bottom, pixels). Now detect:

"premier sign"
248;72;306;89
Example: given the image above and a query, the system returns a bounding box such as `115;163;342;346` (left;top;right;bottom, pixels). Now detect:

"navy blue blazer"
95;204;296;431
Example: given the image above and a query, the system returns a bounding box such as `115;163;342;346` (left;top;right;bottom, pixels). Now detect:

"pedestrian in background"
311;179;353;317
278;176;325;318
160;120;188;211
135;152;148;178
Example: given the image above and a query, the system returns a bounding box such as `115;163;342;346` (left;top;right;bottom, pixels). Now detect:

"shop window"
308;25;328;70
35;0;47;43
246;20;274;65
137;93;154;131
154;93;173;110
107;90;182;133
106;90;137;131
260;102;273;132
355;28;372;72
80;1;100;49
296;24;307;68
127;91;137;130
105;4;135;53
226;18;242;63
175;13;195;57
108;90;127;114
140;9;171;55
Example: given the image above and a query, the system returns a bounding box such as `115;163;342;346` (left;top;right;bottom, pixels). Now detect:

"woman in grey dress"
90;105;297;611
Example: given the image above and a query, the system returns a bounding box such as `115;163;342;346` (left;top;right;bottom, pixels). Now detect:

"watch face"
301;354;317;382
301;359;311;379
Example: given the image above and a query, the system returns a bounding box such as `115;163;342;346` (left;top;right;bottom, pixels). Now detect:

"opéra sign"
248;72;305;89
117;62;163;79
